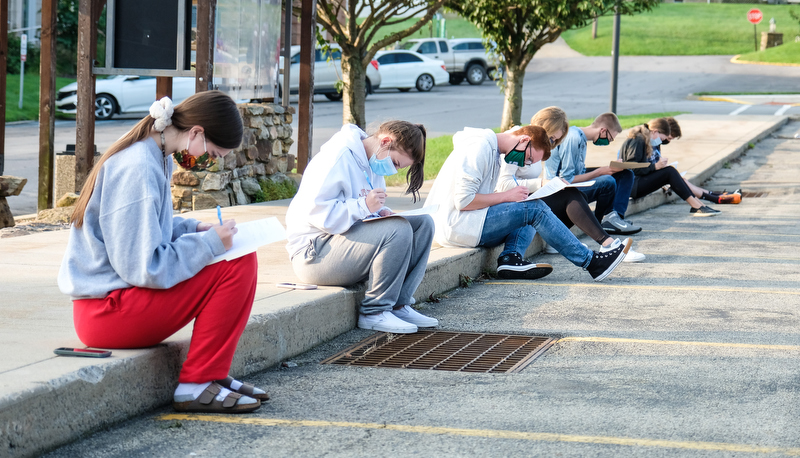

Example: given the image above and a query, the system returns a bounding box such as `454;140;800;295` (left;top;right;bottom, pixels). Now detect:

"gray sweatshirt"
58;138;225;299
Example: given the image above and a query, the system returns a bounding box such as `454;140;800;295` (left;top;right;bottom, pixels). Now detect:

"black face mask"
661;139;671;145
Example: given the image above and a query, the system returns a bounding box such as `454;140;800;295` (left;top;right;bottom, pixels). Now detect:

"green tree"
447;0;659;130
312;0;446;128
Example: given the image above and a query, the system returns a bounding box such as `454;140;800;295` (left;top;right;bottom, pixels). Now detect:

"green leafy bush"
252;178;298;203
6;35;41;74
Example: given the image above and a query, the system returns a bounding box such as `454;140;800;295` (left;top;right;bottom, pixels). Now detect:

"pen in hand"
363;171;383;218
217;205;223;225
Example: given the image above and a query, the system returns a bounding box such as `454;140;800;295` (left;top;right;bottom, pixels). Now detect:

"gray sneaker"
601;212;642;235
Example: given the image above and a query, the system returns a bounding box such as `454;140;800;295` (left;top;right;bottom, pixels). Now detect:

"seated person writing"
424;125;631;282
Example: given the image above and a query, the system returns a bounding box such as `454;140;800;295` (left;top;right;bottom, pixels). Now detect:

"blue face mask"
650;137;662;147
369;148;398;176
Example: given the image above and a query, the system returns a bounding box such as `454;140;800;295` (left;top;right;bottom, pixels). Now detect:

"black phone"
54;347;112;358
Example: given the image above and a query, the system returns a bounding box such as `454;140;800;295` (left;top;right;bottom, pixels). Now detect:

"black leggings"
540;187;611;245
631;166;692;201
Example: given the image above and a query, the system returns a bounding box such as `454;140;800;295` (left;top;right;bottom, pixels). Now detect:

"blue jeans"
580;169;634;220
478;200;593;269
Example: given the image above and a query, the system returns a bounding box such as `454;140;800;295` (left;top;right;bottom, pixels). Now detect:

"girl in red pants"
58;91;265;414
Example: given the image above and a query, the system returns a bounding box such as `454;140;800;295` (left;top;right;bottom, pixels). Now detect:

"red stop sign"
747;8;763;25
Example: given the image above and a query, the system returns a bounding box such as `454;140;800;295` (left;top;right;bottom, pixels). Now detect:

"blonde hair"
71;91;243;228
530;106;569;149
627;124;653;160
371;120;427;203
590;112;622;133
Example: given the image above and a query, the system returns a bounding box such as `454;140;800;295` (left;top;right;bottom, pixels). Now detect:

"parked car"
56;75;196;121
279;44;381;101
374;50;449;92
399;38;502;86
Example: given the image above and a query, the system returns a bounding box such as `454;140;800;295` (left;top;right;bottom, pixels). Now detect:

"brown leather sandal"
172;382;261;413
216;376;270;401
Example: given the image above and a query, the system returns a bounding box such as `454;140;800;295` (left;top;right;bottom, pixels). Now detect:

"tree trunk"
341;51;367;128
500;63;524;131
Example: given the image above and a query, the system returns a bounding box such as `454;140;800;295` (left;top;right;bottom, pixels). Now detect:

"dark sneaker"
496;253;554;280
601;211;642;235
690;205;720;217
587;238;631;282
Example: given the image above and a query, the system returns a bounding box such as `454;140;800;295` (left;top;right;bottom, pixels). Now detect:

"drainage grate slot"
321;331;555;373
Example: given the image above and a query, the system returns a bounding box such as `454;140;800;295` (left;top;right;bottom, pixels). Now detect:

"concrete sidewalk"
0;114;788;458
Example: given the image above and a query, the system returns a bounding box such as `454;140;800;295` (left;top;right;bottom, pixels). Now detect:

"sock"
174;381;257;404
701;192;721;204
228;378;267;396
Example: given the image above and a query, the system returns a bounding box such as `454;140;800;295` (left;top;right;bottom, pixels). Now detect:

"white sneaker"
392;305;439;327
623;248;645;263
544;242;587;254
358;311;418;333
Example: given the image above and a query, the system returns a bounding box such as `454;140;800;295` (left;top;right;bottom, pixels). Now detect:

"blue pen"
217;205;223;225
363;171;374;190
513;176;520;186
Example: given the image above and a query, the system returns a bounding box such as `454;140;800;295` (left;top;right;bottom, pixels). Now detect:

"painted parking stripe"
775;105;792;116
729;105;750;116
486;282;800;296
157;414;800;455
558;336;800;352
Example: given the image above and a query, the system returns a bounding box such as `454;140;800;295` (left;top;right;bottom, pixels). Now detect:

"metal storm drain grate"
321;331;554;373
740;191;768;198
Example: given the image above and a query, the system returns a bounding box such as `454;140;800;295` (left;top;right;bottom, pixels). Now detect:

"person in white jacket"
285;121;436;334
425;125;630;282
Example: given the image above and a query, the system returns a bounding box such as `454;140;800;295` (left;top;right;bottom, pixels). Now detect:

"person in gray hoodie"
425;125;630;282
58;91;266;414
285;121;436;334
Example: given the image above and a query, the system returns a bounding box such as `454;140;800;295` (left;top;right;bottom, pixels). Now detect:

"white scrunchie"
149;97;174;132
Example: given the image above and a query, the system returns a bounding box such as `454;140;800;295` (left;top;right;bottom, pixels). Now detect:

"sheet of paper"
209;217;286;264
610;161;650;169
364;205;439;222
680;171;687;177
524;180;595;201
669;161;679;167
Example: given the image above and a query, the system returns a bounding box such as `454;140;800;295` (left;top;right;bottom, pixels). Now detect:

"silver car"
279;44;382;101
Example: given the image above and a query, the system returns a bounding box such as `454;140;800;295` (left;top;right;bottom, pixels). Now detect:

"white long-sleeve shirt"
495;160;544;193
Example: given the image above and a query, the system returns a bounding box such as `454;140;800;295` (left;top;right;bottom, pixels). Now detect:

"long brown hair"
374;120;427;203
627;125;653;160
71;91;243;228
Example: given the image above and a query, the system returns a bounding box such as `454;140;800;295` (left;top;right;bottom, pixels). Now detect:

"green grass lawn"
562;4;800;56
367;14;483;47
5;74;77;122
735;39;800;64
385;111;685;186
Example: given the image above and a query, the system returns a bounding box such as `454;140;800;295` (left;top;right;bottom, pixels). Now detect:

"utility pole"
609;3;620;114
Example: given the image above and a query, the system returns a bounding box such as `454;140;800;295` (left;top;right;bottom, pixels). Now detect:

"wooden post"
297;0;316;174
75;0;99;192
0;0;8;176
196;0;216;93
37;0;57;210
157;77;173;99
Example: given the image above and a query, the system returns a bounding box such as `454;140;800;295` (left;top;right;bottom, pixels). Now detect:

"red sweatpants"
73;253;258;383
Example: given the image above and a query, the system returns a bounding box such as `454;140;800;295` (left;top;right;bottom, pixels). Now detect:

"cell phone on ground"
276;282;318;290
54;347;112;358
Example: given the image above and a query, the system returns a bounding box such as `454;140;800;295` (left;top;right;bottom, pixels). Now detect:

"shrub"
252;178;298;203
6;34;41;74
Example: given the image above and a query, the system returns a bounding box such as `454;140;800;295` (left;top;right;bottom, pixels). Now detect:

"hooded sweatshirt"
424;128;500;248
58;137;226;299
285;124;388;258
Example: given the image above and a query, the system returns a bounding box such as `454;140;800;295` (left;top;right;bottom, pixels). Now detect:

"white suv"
279;45;382;101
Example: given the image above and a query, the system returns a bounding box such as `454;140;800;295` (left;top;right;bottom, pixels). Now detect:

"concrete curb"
0;115;790;458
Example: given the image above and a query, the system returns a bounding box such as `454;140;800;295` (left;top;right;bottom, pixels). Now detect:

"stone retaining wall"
171;103;296;211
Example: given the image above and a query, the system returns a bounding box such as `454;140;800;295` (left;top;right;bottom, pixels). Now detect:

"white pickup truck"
399;38;501;86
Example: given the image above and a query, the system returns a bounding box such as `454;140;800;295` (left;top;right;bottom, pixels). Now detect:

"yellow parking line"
558;336;800;351
157;414;800;455
485;282;800;296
